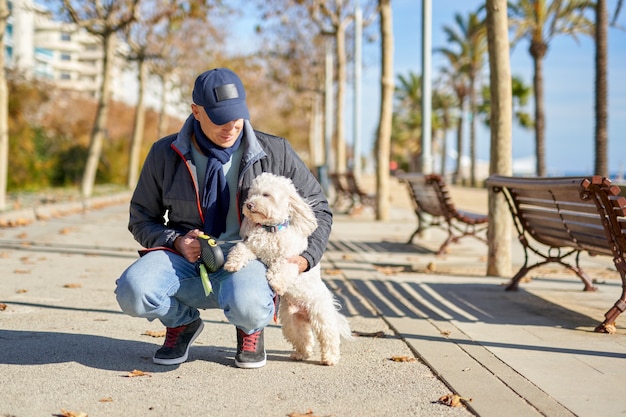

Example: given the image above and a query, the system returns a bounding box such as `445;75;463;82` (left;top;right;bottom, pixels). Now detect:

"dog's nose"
246;202;255;211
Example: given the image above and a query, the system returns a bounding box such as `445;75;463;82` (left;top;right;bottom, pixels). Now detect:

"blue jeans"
115;245;275;334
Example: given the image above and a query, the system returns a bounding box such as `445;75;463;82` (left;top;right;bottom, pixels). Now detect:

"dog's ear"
288;192;318;237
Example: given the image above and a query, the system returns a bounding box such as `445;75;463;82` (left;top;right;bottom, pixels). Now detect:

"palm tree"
394;72;423;171
594;0;608;176
486;0;514;277
440;12;487;186
436;48;468;185
478;75;534;130
375;0;393;221
509;0;593;177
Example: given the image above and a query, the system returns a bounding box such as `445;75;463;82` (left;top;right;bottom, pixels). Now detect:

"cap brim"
206;104;250;125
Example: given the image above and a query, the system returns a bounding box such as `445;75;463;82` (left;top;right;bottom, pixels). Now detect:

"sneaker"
234;328;266;369
153;318;204;365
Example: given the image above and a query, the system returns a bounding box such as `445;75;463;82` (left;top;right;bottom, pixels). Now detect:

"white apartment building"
7;0;124;99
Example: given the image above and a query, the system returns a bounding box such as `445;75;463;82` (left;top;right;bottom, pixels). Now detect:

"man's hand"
174;229;203;263
288;255;309;273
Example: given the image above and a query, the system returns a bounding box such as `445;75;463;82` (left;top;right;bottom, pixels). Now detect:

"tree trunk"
81;34;115;198
335;26;347;174
530;41;547;176
157;74;169;142
453;96;465;184
486;0;512;277
594;0;608;176
0;0;8;210
375;0;393;221
468;73;477;186
128;58;148;189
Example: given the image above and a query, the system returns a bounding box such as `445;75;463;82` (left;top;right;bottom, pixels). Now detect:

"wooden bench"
486;175;626;334
329;172;376;213
396;173;489;255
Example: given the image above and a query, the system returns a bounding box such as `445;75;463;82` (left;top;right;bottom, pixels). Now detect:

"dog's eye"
262;192;271;197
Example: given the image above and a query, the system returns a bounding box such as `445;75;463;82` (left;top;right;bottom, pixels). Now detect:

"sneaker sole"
234;355;267;369
153;320;205;366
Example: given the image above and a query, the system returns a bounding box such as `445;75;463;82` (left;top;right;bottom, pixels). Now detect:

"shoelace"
163;325;186;348
240;331;260;352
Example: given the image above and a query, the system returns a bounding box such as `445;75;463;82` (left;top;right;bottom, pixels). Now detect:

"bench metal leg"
595;290;626;334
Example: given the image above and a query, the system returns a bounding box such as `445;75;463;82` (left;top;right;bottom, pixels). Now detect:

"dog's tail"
333;299;354;340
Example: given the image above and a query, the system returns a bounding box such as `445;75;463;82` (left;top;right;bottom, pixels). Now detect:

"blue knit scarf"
193;120;242;237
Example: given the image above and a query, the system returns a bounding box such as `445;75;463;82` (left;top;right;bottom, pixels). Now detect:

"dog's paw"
320;357;339;366
290;351;310;361
268;279;286;296
223;259;243;272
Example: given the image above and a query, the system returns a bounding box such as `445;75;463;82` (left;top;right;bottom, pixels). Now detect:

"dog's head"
241;173;318;237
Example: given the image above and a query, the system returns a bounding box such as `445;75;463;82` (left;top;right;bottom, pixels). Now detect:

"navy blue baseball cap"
192;68;250;125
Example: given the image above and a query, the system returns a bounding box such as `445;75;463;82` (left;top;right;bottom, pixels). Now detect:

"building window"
60;53;71;61
61;32;71;41
60;72;71;80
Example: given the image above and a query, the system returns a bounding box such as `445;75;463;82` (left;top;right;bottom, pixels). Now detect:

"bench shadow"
327;239;434;255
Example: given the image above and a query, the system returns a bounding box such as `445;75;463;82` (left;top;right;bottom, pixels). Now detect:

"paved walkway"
0;179;624;417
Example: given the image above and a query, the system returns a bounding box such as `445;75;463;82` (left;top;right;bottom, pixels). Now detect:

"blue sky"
354;0;626;175
233;1;625;176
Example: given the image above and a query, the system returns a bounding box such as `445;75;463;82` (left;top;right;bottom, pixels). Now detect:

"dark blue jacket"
128;117;332;270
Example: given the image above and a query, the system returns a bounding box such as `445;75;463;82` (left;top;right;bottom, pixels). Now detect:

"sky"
228;1;626;176
352;0;626;176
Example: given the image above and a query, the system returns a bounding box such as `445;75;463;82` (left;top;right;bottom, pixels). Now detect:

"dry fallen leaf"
98;397;113;403
352;330;386;338
63;283;82;289
16;289;28;294
440;330;451;336
438;393;472;408
53;409;88;417
0;303;7;311
389;355;417;363
124;369;150;378
142;330;166;338
12;269;30;274
288;410;329;417
323;268;343;276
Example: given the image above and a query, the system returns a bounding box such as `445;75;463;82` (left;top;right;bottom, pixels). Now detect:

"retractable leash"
197;234;225;296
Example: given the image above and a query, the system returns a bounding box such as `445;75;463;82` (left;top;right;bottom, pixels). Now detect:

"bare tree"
0;0;8;210
486;0;513;277
61;0;140;198
375;0;393;221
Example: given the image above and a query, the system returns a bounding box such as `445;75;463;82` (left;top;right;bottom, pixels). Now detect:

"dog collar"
259;219;289;233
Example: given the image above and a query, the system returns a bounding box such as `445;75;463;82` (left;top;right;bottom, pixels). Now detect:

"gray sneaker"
153;318;204;365
234;328;266;369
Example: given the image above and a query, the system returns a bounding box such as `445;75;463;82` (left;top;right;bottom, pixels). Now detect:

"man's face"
191;104;244;148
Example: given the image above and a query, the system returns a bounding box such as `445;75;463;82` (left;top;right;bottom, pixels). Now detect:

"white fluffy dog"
224;172;352;365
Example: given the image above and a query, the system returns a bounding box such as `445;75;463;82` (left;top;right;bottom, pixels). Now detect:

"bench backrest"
487;175;626;258
397;173;451;218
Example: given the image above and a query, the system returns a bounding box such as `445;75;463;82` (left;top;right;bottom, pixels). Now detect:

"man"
115;68;332;369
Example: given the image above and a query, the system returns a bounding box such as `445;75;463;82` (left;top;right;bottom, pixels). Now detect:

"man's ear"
191;103;201;120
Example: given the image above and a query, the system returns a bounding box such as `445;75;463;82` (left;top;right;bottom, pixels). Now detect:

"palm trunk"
531;41;547;177
594;0;608;176
469;73;477;186
453;95;465;184
486;0;512;277
376;0;393;221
